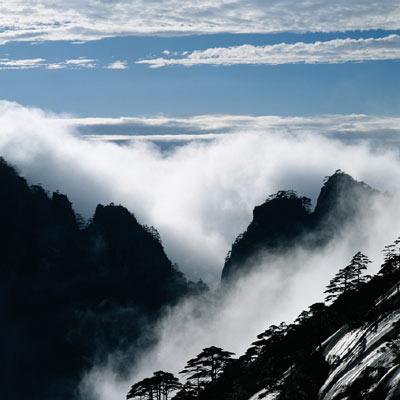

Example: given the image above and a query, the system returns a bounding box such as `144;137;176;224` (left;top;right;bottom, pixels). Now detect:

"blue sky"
0;2;399;117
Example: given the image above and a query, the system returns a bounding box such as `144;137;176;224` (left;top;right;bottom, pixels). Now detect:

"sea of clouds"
1;100;400;399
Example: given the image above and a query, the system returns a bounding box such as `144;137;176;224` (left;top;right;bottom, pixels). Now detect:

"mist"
1;101;400;282
1;100;400;399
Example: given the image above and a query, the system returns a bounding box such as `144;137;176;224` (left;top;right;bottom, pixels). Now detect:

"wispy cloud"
137;35;400;68
0;58;46;69
105;60;128;70
64;113;400;141
63;58;97;69
0;1;399;44
0;57;97;70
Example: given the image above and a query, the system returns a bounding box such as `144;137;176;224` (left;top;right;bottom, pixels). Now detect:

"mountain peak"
222;190;311;280
313;170;377;222
222;171;379;281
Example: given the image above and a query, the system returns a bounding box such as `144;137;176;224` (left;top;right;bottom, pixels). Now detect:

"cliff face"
0;157;203;400
320;303;400;400
222;170;378;281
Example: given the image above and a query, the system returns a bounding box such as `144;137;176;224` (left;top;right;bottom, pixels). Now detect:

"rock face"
248;278;400;400
320;304;400;400
222;170;378;281
0;157;204;400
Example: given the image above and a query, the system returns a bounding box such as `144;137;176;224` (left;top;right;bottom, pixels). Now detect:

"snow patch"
320;310;400;400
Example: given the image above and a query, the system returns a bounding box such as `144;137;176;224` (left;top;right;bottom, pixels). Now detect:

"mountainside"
247;276;400;400
0;157;205;400
222;170;378;281
183;251;400;400
126;238;400;400
320;299;400;400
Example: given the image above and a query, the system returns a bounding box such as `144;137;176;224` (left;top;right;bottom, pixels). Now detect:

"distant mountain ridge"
222;170;378;281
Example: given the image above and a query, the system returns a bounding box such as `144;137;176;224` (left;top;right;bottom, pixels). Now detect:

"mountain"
3;158;396;400
189;252;400;400
222;170;378;281
0;157;206;400
125;239;400;400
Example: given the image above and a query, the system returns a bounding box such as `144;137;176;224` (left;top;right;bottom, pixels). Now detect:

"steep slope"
250;278;400;400
222;170;378;281
190;256;400;400
0;157;204;400
320;285;400;400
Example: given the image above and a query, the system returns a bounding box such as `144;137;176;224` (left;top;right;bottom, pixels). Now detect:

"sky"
2;3;400;398
0;1;399;117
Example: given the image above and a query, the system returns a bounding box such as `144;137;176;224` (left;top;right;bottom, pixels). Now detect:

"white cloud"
0;58;46;69
0;1;399;44
86;133;219;142
1;101;400;283
64;58;97;68
137;34;400;67
105;60;128;70
64;113;400;138
0;57;97;70
46;63;64;70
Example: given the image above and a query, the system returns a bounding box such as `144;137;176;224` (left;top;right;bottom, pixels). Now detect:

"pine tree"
245;322;287;361
379;237;400;276
173;383;197;400
324;266;353;302
179;346;235;393
351;251;372;285
127;371;181;400
324;252;371;303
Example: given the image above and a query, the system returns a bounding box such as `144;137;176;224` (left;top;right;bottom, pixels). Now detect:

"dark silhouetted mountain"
0;157;205;400
222;170;378;281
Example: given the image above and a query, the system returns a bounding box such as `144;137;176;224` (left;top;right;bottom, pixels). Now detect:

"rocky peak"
313;169;377;223
222;171;379;282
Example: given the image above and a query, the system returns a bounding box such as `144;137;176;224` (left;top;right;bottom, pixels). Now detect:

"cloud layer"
0;1;399;44
67;113;400;140
1;101;400;283
137;35;400;67
2;101;400;400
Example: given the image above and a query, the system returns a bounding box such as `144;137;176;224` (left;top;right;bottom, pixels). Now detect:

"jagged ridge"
222;170;378;281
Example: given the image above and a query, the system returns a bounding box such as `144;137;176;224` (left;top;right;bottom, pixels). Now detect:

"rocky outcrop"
222;170;378;281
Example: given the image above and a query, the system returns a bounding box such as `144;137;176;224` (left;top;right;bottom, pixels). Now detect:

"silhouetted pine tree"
352;252;372;285
325;252;371;302
127;371;181;400
244;322;287;361
379;237;400;276
173;383;198;400
179;346;235;393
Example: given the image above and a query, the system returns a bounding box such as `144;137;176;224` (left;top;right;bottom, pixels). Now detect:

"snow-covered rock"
320;285;400;400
